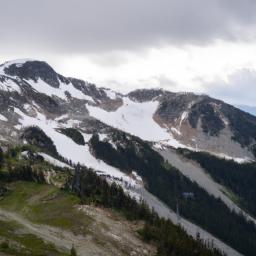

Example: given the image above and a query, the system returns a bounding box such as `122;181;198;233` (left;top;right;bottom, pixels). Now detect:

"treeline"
21;126;58;156
59;128;85;145
20;126;77;167
220;104;256;148
0;147;45;183
0;164;45;183
68;166;224;256
90;133;132;172
188;100;225;136
89;133;164;173
0;146;40;181
178;148;256;217
0;145;70;184
89;132;256;256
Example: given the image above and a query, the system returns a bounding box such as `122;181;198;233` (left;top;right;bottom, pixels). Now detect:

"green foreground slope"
0;146;223;256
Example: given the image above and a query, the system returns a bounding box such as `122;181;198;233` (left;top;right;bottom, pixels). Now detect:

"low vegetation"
0;219;67;256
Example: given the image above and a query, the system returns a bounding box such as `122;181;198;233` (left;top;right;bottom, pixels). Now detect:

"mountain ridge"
0;59;255;161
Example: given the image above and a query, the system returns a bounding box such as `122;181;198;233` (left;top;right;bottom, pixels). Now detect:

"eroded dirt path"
0;207;154;256
0;208;73;251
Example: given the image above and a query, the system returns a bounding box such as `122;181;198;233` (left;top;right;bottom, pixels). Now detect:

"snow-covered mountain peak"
0;58;35;70
0;59;255;162
2;59;61;88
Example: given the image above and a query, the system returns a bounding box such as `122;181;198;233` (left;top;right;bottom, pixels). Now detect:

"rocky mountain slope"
0;59;255;162
0;182;156;256
1;59;256;256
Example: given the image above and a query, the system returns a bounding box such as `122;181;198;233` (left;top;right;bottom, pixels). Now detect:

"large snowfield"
14;108;136;186
87;97;169;141
87;97;185;149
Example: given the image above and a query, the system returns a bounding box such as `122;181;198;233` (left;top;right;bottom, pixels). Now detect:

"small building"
182;192;195;199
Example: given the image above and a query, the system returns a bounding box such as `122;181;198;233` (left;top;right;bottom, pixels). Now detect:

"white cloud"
37;41;256;101
1;34;256;107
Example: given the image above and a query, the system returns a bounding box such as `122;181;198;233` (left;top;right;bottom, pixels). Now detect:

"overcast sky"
1;0;256;108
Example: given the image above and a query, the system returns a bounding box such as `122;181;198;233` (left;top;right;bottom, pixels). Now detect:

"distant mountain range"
236;104;256;116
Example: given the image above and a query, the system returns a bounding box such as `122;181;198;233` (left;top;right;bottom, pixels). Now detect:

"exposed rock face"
127;88;256;159
0;59;255;160
128;88;173;102
4;61;60;88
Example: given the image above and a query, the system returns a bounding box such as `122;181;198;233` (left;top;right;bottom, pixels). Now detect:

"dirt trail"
0;208;73;251
0;208;106;255
0;207;154;256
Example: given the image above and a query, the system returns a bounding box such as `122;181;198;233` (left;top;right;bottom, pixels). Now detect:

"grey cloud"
151;75;177;89
207;69;256;106
1;0;256;54
88;52;132;68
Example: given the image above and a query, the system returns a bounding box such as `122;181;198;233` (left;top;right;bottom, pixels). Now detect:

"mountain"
1;59;256;256
0;59;255;161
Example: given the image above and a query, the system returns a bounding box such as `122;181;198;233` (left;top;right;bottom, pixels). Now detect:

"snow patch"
171;127;181;136
0;77;21;93
109;140;117;150
104;89;117;100
87;98;188;149
23;104;31;111
99;133;108;141
179;111;188;127
153;139;189;150
87;98;170;142
132;171;143;182
66;119;82;127
82;133;93;143
38;153;73;169
20;151;29;158
26;78;95;102
14;108;136;186
212;152;253;164
0;114;7;122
